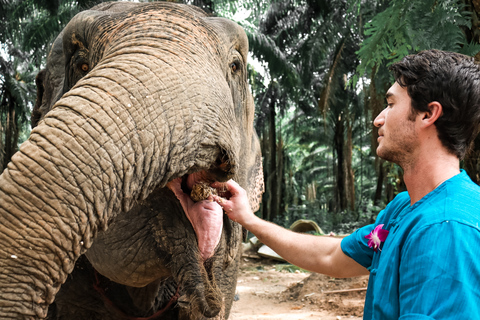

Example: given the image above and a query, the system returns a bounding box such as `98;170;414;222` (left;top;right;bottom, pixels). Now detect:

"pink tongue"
186;200;223;260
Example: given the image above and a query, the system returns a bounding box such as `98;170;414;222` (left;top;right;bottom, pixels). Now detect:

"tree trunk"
274;136;284;221
261;84;278;222
345;118;355;211
261;122;270;221
334;114;347;212
266;95;277;221
369;66;387;205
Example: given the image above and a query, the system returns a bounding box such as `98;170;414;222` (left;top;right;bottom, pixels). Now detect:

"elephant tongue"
185;200;223;261
167;178;223;261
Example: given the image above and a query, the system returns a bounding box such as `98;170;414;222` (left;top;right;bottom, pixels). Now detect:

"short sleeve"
342;192;410;270
398;220;480;318
341;224;376;269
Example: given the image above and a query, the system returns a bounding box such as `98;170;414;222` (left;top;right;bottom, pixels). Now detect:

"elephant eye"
230;61;240;73
81;63;89;72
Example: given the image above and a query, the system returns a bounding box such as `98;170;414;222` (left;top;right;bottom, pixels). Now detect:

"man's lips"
377;129;384;142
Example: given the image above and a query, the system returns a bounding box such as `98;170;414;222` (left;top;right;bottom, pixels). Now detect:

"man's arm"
212;180;369;278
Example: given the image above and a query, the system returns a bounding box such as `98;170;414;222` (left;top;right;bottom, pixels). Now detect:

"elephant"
0;2;264;319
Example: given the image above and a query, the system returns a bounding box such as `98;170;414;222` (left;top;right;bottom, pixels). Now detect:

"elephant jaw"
167;172;230;261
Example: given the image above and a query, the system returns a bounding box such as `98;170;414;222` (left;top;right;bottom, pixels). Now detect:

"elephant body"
0;2;263;319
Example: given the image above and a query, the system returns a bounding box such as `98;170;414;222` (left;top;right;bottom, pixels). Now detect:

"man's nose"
373;108;386;127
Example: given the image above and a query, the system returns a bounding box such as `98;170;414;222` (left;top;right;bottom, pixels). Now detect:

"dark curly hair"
390;49;480;159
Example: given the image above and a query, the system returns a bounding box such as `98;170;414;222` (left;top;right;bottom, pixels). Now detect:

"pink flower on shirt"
365;224;389;252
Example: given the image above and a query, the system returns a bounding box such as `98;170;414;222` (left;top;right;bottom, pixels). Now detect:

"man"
213;50;480;318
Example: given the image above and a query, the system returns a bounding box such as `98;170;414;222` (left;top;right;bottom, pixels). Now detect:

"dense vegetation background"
2;0;480;233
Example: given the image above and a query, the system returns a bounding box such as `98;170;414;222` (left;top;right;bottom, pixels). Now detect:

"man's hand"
211;179;256;227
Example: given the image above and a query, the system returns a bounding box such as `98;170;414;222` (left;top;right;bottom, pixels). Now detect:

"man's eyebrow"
385;92;393;99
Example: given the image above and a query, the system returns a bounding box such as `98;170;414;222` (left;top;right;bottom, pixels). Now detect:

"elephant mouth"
179;148;235;202
167;151;235;262
180;172;231;200
181;149;235;198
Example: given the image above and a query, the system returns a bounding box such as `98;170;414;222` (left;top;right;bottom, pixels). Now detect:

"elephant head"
0;2;263;319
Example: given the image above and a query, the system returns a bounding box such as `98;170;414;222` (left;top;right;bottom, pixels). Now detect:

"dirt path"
229;257;367;320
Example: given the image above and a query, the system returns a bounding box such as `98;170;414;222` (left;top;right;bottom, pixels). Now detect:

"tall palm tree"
235;0;369;222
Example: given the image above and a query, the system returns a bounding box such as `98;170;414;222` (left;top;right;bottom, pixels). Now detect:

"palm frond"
246;31;299;86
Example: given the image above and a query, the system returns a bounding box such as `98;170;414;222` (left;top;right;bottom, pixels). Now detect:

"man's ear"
421;101;443;127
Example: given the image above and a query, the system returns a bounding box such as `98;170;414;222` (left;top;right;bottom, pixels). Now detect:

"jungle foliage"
1;0;480;233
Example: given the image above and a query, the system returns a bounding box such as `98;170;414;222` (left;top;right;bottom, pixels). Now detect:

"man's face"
374;82;419;166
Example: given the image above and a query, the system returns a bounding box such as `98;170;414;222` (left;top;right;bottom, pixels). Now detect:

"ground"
229;256;368;320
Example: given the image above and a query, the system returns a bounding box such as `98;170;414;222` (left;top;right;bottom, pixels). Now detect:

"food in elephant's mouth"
183;172;231;202
190;182;230;202
190;182;218;202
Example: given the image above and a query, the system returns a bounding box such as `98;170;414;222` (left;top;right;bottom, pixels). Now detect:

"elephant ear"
247;149;264;213
32;32;66;128
246;130;264;213
31;2;144;128
32;69;46;128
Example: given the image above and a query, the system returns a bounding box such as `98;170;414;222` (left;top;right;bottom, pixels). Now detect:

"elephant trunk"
169;242;229;319
0;51;237;317
178;261;223;318
0;126;89;318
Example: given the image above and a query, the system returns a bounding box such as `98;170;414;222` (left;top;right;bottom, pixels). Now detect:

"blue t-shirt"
341;170;480;319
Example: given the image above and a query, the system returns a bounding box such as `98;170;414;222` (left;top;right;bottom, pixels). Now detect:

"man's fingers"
225;179;242;193
212;195;232;212
228;180;249;199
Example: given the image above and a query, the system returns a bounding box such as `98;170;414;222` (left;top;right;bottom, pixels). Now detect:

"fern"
354;0;480;83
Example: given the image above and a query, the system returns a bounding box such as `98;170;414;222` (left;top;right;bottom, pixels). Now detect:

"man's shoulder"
416;172;480;227
383;191;410;214
448;170;480;191
444;170;480;205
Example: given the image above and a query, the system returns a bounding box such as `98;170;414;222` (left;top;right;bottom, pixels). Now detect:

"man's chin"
376;147;393;162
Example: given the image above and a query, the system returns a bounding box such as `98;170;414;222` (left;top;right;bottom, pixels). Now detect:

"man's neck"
402;152;460;205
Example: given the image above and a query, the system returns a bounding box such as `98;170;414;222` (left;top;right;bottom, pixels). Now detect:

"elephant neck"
93;269;180;319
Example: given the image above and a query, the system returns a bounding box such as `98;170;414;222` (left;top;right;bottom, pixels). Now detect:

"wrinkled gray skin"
0;2;264;319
